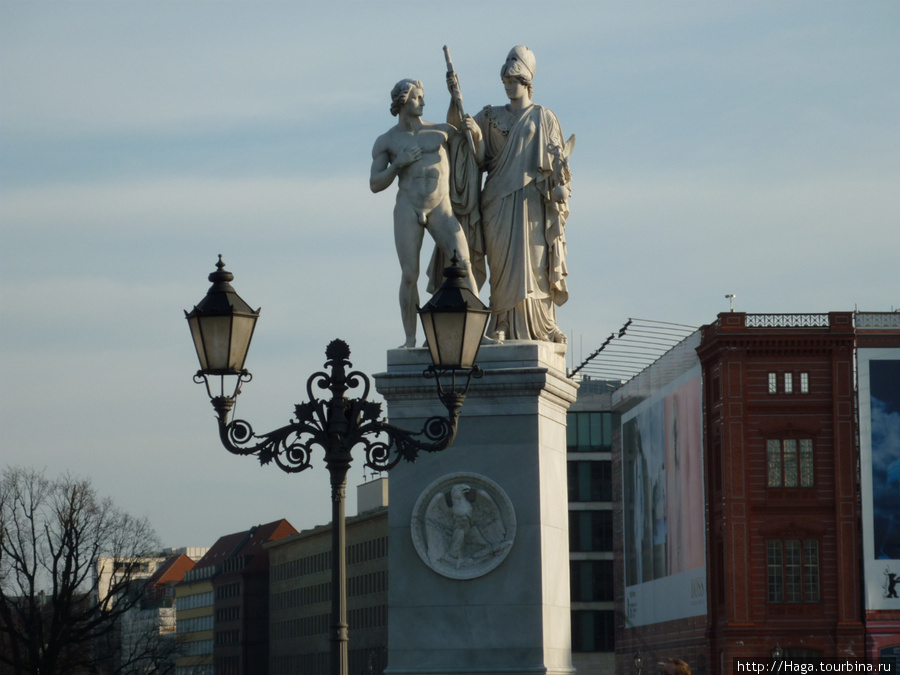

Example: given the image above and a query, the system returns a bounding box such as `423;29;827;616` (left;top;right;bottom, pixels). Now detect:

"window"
768;373;777;394
767;439;814;487
800;372;809;393
569;511;613;552
177;591;214;611
567;412;613;452
767;539;820;603
179;615;214;633
568;461;612;502
784;373;793;393
571;610;615;652
570;560;614;601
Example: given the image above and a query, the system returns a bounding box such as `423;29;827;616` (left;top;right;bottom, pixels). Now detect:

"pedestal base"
375;342;578;675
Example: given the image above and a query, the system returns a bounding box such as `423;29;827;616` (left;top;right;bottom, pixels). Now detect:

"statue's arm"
445;74;485;165
370;136;399;194
446;73;463;127
371;132;424;193
462;116;485;166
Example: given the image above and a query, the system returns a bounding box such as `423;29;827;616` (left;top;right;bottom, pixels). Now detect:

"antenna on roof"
725;294;736;312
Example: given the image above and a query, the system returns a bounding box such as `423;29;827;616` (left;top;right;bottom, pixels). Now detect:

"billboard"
859;350;900;609
620;361;706;626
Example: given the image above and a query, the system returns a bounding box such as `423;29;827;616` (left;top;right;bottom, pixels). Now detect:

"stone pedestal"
374;342;578;675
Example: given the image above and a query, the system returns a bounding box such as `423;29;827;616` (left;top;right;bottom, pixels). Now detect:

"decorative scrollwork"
272;438;314;474
345;370;371;401
364;414;458;472
225;419;258;451
362;438;394;472
220;417;319;474
204;340;472;481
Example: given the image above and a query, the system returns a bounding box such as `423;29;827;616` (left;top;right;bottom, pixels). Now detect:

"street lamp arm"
363;414;458;471
205;340;475;476
211;391;461;475
217;413;320;473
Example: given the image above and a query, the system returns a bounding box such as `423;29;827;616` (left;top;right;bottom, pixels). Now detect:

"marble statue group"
371;46;574;347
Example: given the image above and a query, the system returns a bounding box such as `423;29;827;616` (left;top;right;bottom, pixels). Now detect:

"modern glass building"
567;378;620;674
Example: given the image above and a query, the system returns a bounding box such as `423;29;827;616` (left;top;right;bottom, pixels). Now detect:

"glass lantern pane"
420;312;438;364
229;315;256;371
460;311;489;368
188;315;208;370
432;312;464;367
199;315;234;372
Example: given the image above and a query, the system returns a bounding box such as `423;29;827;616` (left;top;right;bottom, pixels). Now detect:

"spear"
443;45;476;154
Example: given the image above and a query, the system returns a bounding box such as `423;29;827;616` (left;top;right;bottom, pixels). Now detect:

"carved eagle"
424;483;511;569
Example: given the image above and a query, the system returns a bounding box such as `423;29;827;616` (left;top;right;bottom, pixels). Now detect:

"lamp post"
185;255;488;675
634;652;643;675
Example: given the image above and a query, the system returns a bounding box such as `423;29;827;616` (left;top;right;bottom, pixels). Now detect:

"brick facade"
698;312;863;670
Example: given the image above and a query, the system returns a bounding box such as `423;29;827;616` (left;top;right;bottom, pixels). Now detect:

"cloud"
1;175;381;238
0;2;388;139
2;0;898;547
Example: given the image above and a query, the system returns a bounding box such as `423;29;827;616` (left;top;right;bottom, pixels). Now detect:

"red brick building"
698;312;863;670
612;312;900;674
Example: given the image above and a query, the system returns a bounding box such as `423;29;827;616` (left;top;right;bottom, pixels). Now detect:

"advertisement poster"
622;364;706;626
859;350;900;609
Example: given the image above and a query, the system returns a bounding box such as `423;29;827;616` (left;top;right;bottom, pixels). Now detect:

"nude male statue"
370;78;478;349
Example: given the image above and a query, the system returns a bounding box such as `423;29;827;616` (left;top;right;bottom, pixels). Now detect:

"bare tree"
0;467;162;675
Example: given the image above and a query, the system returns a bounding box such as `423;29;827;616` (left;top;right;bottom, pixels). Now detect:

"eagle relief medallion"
410;472;516;580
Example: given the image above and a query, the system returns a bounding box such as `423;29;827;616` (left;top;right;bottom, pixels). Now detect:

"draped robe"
472;103;569;341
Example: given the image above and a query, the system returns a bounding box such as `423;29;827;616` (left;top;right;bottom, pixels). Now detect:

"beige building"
94;555;167;609
267;479;389;675
174;568;216;675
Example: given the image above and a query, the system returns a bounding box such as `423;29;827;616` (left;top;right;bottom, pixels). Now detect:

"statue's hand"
395;146;423;168
446;72;459;93
463;116;482;142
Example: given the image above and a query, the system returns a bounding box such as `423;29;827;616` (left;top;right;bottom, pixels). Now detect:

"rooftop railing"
744;313;830;328
856;312;900;329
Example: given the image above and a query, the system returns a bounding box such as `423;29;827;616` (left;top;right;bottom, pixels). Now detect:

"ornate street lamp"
635;652;643;675
185;255;487;675
184;255;259;410
418;251;490;422
771;645;784;660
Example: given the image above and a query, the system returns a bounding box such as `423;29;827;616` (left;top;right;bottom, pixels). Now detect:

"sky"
1;1;898;550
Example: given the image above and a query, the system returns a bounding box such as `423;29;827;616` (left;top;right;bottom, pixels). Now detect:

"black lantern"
634;653;643;675
185;255;260;401
771;645;784;660
418;252;490;371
